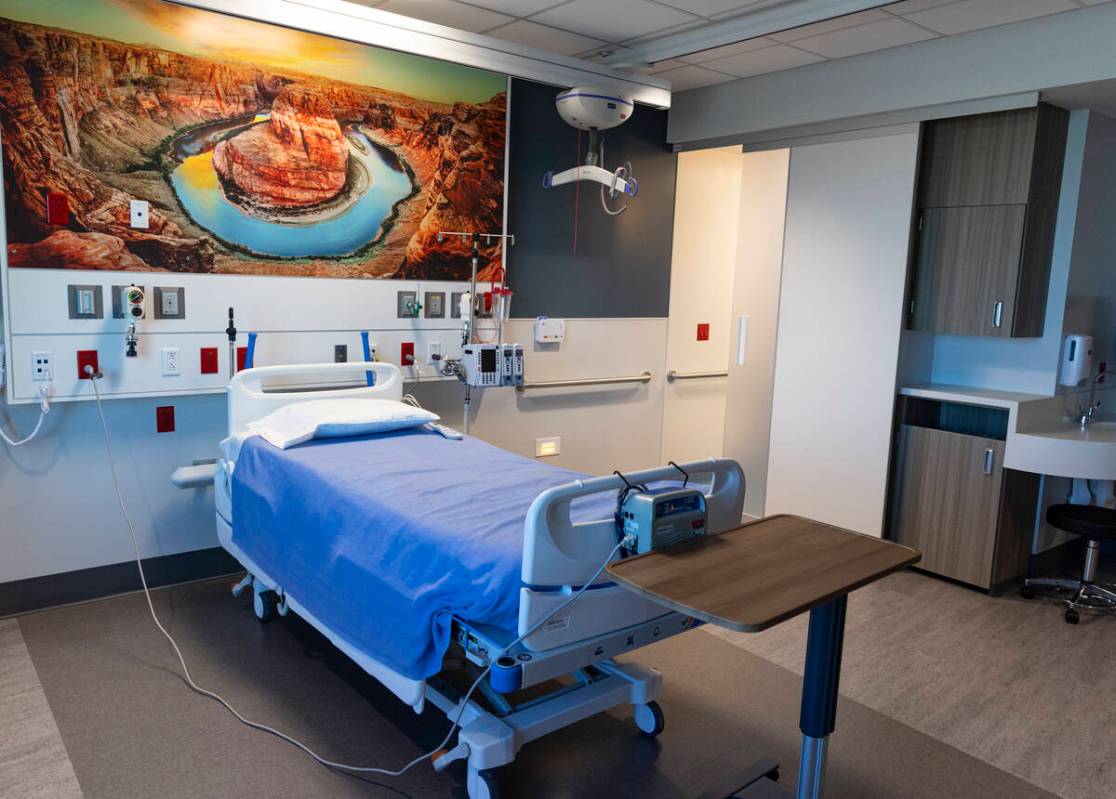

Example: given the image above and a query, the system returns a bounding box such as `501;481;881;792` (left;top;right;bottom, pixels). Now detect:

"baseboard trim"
0;547;242;618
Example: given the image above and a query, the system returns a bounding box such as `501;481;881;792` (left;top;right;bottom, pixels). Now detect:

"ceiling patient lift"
543;88;638;215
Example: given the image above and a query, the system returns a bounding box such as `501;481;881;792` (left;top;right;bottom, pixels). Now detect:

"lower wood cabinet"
889;412;1037;591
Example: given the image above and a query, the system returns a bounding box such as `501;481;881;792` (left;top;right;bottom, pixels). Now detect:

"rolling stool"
1022;504;1116;624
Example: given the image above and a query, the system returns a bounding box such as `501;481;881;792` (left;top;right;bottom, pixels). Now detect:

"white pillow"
246;398;439;450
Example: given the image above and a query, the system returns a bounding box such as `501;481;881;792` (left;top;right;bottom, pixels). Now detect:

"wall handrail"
666;370;729;382
516;371;653;391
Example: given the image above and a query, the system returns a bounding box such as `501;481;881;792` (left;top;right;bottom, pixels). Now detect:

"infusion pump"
462;343;524;387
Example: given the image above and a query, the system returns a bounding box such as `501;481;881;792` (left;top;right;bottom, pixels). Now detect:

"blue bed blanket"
231;427;613;681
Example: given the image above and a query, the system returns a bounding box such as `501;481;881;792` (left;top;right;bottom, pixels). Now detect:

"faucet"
1078;368;1107;429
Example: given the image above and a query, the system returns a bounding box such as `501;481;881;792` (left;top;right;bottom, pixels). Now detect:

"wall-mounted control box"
129;199;150;230
67;285;103;319
424;291;446;318
534;317;565;344
153;287;185;320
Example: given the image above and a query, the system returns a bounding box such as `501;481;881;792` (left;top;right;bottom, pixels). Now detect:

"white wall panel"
764;131;918;536
2;268;490;402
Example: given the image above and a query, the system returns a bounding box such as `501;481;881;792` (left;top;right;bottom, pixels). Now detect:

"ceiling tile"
680;35;778;63
903;0;1079;35
885;0;964;13
377;0;514;32
530;0;701;41
710;0;819;20
655;63;736;90
769;8;892;42
619;17;711;45
791;16;938;58
465;0;570;15
484;19;607;55
653;0;768;16
703;42;824;77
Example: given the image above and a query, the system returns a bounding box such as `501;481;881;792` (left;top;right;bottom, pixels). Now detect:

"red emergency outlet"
696;323;710;341
236;346;247;372
76;350;99;379
156;406;175;433
401;342;415;366
200;347;219;374
46;191;69;225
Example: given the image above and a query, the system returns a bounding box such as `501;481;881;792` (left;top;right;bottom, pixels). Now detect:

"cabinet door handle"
983;448;995;475
992;301;1004;329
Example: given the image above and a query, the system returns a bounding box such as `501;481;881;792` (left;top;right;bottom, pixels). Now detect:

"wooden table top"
607;514;921;633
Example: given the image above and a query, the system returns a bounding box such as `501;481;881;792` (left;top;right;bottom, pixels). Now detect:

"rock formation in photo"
212;85;349;208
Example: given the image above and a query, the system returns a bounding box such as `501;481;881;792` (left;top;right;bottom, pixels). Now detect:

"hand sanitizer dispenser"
1060;334;1094;387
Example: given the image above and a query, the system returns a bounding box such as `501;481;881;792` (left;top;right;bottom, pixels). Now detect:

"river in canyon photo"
170;121;413;259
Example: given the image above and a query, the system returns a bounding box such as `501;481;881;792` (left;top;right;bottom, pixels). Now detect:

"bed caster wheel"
466;767;499;799
1020;585;1036;600
1065;608;1080;625
634;701;665;738
253;588;278;622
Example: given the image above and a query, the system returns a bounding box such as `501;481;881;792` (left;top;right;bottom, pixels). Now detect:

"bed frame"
215;362;745;799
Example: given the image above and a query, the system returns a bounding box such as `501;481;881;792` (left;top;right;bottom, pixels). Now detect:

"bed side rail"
521;458;745;588
226;362;404;435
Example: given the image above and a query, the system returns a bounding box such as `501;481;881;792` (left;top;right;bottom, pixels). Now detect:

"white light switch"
129;199;150;229
161;347;181;376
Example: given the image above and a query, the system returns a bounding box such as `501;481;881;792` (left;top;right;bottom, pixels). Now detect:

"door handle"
983;448;994;475
992;301;1004;329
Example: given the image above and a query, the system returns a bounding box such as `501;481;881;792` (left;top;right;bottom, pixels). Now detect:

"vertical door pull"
983;448;995;475
992;301;1004;329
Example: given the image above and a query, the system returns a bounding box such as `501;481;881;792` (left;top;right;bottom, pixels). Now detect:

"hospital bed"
214;362;745;799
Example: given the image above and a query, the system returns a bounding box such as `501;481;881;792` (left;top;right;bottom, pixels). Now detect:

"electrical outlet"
334;344;348;363
400;342;414;366
161;347;181;376
31;351;53;381
76;350;99;380
427;341;441;363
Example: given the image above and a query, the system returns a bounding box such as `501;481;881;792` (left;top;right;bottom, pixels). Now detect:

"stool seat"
1046;504;1116;541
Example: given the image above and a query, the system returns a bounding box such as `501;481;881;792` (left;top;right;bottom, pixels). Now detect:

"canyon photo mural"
0;0;508;280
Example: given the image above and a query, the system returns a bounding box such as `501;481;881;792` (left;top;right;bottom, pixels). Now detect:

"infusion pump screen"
481;348;497;372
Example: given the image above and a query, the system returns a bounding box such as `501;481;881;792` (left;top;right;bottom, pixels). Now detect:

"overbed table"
607;514;921;799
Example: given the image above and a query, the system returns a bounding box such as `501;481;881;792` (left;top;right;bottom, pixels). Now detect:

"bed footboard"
518;458;744;650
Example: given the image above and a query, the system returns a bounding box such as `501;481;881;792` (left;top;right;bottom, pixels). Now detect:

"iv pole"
436;230;516;436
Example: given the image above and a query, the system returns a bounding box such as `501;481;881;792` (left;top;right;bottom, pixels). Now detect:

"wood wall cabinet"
909;104;1068;338
888;399;1037;591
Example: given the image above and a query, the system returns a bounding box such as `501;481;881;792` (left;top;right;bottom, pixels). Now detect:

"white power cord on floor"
86;367;627;777
0;383;50;447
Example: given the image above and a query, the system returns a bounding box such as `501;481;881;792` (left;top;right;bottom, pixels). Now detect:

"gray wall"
506;78;676;319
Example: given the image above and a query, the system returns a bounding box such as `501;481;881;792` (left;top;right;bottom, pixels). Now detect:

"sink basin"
1006;419;1116;480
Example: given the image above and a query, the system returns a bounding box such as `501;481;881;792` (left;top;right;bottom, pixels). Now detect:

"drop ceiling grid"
353;0;1111;88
